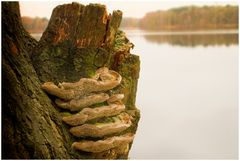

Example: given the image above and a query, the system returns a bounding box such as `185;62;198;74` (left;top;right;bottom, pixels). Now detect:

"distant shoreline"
30;29;239;41
120;27;238;32
121;5;238;31
120;29;239;36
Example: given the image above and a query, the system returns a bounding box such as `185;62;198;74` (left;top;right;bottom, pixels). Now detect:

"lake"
123;29;238;159
31;30;238;159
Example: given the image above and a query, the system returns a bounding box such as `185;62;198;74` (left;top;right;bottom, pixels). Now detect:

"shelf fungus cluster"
41;67;134;157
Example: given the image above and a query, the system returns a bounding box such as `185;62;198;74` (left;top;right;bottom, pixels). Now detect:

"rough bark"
2;2;80;159
32;2;123;83
2;2;140;159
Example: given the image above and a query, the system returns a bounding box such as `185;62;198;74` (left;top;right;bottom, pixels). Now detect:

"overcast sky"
20;1;238;18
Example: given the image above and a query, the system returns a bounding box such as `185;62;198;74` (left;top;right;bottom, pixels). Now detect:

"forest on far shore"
21;16;48;33
121;5;238;31
22;5;238;33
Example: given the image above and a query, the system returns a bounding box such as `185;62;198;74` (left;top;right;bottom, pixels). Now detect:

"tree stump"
2;2;140;159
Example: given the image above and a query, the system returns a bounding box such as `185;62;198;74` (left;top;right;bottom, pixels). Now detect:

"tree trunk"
2;2;140;159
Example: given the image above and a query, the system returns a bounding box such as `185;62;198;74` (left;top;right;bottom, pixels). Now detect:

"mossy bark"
2;2;140;159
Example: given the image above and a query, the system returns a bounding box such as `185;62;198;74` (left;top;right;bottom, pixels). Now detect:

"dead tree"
2;2;140;159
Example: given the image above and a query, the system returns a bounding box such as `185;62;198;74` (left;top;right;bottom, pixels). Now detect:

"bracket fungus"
41;67;122;100
41;67;134;155
55;93;110;111
70;112;132;137
72;133;134;153
62;94;125;126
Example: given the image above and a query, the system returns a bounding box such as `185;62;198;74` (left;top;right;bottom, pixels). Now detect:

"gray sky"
20;1;238;18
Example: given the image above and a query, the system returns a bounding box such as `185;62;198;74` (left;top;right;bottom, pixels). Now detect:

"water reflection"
124;29;238;159
144;33;238;47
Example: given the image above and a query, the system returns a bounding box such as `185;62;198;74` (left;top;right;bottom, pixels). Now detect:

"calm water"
123;30;238;159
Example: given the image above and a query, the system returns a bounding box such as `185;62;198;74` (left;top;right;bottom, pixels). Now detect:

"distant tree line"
121;5;238;31
22;16;49;33
22;5;238;33
120;18;140;29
